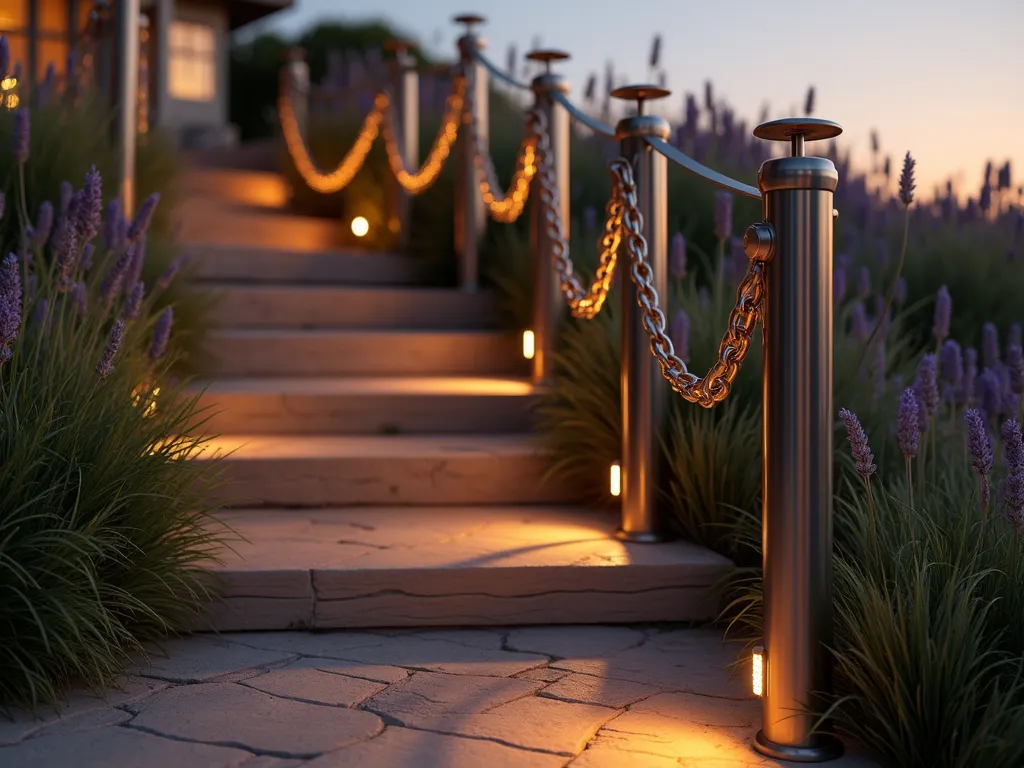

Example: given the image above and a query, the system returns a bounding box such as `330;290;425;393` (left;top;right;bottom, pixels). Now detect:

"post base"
753;730;844;763
613;528;673;544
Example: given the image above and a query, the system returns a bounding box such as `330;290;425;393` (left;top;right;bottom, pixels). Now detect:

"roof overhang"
228;0;293;30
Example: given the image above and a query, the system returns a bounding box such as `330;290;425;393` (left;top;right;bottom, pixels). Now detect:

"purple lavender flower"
917;354;940;420
979;183;992;213
12;108;29;164
127;233;147;290
670;309;690;364
850;302;869;342
940;339;964;389
1008;344;1024;395
155;255;185;291
58;181;73;216
966;408;993;507
1003;420;1024;474
833;265;847;303
0;253;22;349
895;277;908;308
713;191;733;240
0;36;9;79
1004;471;1024;530
70;281;87;316
103;199;124;252
979;368;1001;420
982;322;1000;369
127;193;160;242
123;281;144;320
961;347;978;406
898;151;916;206
76;166;103;244
858;267;871;299
79;242;95;271
100;244;134;305
670;232;687;280
96;319;125;378
51;215;78;291
933;285;951;343
804;86;815;116
1010;323;1022;349
898;388;920;458
148;307;173;362
33;201;53;247
839;408;876;478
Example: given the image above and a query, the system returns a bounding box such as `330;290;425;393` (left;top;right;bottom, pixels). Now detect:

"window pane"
36;39;69;81
168;20;216;102
38;0;69;34
0;0;28;30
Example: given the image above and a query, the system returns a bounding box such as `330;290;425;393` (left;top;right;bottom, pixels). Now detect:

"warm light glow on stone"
610;462;621;497
522;330;535;360
351;216;370;237
752;645;764;697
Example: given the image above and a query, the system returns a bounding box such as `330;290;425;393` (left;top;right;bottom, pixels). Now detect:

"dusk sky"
249;0;1023;201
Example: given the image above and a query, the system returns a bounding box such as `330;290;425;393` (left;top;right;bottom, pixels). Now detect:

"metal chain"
608;157;766;408
381;74;466;195
277;78;385;194
533;109;623;320
465;75;537;223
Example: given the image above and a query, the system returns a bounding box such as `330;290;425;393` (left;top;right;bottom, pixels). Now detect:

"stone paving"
0;626;879;767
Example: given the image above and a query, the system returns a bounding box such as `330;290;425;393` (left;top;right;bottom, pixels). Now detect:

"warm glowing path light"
609;462;622;497
752;646;764;697
522;330;535;360
351;216;369;237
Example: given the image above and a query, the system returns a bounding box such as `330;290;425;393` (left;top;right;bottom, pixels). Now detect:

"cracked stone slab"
130;636;297;683
240;756;306;768
129;681;383;758
539;672;659;709
0;724;252;767
243;663;386;707
514;667;568;683
0;676;169;746
304;726;568;768
364;671;542;719
405;694;617;756
505;626;647;660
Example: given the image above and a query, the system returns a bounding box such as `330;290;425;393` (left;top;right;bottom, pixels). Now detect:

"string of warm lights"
380;77;466;195
277;82;386;194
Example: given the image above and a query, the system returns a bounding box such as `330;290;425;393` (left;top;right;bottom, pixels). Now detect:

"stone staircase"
181;167;733;632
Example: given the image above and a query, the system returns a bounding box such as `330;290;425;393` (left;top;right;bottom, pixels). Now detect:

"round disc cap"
453;14;486;25
610;84;671;102
526;49;570;63
753;117;843;142
383;39;415;53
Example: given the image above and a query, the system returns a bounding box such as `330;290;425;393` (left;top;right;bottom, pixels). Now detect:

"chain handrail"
532;109;622;319
464;74;537;223
380;75;466;195
608;157;766;407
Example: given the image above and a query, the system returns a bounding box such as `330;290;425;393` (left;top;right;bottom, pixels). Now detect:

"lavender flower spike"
77;166;103;244
79;242;95;271
148;307;173;362
982;322;1000;369
669;232;687;280
0;36;9;79
933;285;951;343
1010;322;1022;349
895;277;908;309
33;201;53;247
103;198;124;252
713;191;733;240
965;408;993;508
70;282;88;317
1008;344;1024;395
670;309;690;364
127;193;160;242
897;388;920;459
850;302;869;342
96;319;125;379
917;354;940;420
839;408;876;478
12;108;29;164
123;281;144;320
1003;419;1024;474
1003;420;1024;529
100;244;134;305
0;253;22;351
898;151;916;206
940;339;964;389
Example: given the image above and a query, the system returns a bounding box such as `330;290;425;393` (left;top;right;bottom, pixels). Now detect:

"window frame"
167;19;217;103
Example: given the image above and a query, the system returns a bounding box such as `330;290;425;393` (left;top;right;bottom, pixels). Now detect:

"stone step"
198;506;734;630
205;284;498;329
193;246;421;285
204;329;527;377
195;434;579;507
180;204;352;253
193;377;540;434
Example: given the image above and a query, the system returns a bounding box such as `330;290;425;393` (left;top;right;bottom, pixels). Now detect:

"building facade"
0;0;291;147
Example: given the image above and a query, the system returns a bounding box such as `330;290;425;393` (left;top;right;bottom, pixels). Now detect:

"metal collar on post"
612;85;671;141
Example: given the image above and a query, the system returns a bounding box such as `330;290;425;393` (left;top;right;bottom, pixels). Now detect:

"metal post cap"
743;221;775;262
753;117;842;143
526;49;570;73
453;13;486;29
383;38;416;54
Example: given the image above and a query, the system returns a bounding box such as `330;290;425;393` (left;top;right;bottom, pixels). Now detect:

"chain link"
381;75;466;195
533;109;623;320
608;157;766;408
465;75;537;223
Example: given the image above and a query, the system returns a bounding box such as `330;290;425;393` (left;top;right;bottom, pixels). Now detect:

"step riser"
205;336;528;377
206;288;496;330
202;456;579;507
196;392;537;434
195;250;421;285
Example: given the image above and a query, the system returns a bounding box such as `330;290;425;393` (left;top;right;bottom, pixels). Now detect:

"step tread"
194;376;538;397
199;433;550;460
198;506;733;630
208;328;512;339
197;282;488;295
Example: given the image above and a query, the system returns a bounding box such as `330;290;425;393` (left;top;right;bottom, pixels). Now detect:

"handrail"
551;90;616;138
644;136;761;200
472;50;532;91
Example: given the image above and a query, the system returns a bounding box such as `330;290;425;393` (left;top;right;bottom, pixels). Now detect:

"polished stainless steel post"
612;86;673;542
386;39;419;247
454;14;487;291
115;0;141;218
527;50;570;384
750;117;844;763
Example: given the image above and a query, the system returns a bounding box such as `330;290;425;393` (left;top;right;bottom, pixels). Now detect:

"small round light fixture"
351;216;369;237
